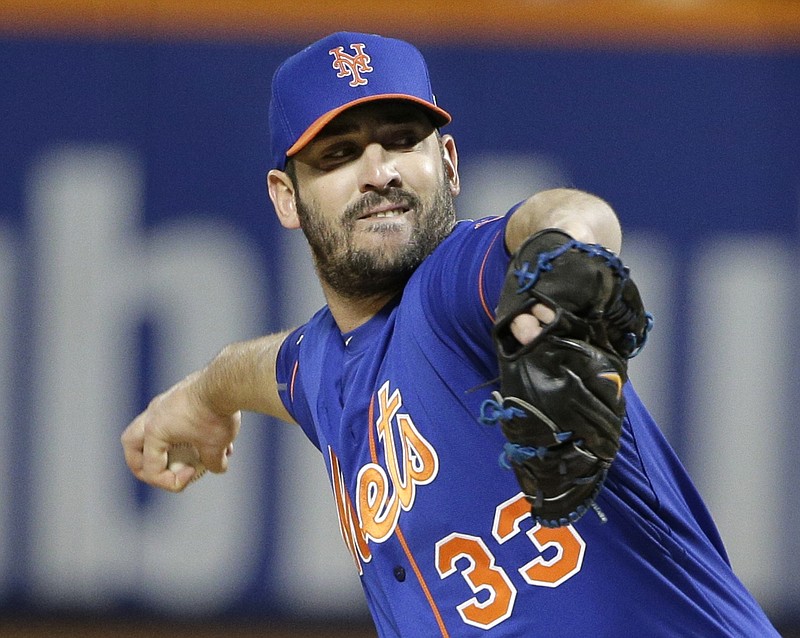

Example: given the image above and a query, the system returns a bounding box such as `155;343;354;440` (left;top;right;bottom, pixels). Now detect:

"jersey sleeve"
275;324;321;450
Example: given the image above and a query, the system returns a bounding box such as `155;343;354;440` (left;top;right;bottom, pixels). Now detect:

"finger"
144;465;195;492
140;432;185;491
198;412;241;473
510;313;544;345
122;415;193;491
532;303;555;325
510;304;556;345
167;464;198;490
198;441;231;474
121;414;146;472
124;445;144;476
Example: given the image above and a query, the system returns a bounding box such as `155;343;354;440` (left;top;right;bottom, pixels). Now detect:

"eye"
386;129;422;150
324;144;354;160
318;143;360;168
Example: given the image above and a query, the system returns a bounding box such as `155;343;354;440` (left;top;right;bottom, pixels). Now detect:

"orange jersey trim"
367;391;449;636
368;392;378;463
478;227;503;323
2;1;800;50
395;524;450;637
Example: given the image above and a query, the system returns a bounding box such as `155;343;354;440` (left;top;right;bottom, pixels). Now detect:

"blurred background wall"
1;1;798;636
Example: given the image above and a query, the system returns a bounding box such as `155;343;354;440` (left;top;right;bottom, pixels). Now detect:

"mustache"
344;189;422;222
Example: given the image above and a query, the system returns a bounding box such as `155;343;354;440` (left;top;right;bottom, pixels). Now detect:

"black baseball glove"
480;229;652;527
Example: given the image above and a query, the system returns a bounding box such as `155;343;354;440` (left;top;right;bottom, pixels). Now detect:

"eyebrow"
314;120;359;140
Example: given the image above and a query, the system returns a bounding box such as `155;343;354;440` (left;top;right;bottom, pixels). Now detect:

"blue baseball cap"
269;31;452;170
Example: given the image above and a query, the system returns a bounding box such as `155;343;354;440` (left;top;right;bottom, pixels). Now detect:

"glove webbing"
512;238;653;358
513;239;627;294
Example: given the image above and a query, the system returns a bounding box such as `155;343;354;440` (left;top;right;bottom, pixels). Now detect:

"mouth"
357;202;410;221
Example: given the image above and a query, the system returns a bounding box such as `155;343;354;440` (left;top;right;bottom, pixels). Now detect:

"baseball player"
122;32;779;636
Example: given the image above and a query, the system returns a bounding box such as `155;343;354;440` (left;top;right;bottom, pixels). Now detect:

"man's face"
289;101;459;299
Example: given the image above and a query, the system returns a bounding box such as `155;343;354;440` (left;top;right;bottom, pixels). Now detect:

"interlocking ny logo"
329;43;373;87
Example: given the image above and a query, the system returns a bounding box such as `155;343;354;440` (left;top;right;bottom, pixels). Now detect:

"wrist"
190;357;237;419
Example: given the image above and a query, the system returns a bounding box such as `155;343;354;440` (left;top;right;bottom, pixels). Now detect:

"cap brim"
285;94;452;159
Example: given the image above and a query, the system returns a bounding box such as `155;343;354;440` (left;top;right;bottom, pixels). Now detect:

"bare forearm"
197;330;295;423
120;330;294;491
505;188;622;255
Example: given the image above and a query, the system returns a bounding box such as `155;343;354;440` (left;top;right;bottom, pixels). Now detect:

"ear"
267;169;301;229
440;134;460;197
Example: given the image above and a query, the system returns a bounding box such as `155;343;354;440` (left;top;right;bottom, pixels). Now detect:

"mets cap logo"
329;43;373;87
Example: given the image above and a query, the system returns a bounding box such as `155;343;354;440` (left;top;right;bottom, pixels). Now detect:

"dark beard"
296;178;456;300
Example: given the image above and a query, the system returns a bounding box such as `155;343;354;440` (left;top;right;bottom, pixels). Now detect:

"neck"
321;281;398;333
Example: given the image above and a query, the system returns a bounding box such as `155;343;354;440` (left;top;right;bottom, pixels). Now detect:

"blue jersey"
276;215;777;637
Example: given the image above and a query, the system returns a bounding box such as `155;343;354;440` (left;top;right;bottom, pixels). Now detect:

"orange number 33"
434;493;586;630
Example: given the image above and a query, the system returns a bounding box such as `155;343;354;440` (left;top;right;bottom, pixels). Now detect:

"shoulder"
288;305;335;345
277;306;336;371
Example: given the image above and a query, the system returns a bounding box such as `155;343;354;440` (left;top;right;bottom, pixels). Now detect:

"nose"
357;143;401;193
